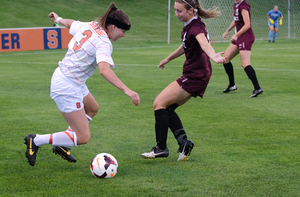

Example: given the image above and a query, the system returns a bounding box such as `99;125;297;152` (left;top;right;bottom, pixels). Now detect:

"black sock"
244;65;260;90
154;109;169;150
223;62;235;86
166;104;187;146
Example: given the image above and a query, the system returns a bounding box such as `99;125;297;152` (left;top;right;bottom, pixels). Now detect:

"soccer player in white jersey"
24;3;140;166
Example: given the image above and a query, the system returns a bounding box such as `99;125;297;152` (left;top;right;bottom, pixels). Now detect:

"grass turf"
1;39;299;197
0;0;300;196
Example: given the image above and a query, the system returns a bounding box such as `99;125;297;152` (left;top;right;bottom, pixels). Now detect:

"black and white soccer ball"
90;153;118;178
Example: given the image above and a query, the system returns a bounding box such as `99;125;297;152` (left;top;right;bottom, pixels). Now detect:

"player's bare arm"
48;12;75;29
158;45;184;69
98;61;140;106
196;33;225;64
231;9;251;41
223;20;235;40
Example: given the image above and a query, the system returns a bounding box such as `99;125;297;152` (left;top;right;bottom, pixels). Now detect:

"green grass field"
1;1;300;196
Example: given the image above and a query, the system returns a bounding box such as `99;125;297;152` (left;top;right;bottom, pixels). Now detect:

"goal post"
168;0;171;44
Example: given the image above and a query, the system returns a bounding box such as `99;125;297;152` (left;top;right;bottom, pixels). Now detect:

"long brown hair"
96;3;131;30
176;0;220;19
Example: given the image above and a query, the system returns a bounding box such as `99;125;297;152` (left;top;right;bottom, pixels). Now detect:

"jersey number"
73;30;92;51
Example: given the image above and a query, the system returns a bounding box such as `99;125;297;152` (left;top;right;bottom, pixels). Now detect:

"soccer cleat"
141;146;169;159
24;134;39;166
177;139;194;161
53;146;76;163
249;88;263;98
223;85;237;93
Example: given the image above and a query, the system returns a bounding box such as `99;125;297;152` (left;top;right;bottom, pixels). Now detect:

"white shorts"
50;68;90;113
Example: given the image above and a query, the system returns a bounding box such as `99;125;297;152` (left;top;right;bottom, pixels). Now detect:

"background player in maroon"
141;0;225;161
222;0;263;98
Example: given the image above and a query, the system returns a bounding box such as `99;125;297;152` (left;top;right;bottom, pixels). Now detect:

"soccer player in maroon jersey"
222;0;263;98
141;0;225;161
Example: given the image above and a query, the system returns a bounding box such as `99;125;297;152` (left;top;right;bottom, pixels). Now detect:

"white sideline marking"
0;61;55;65
213;66;300;72
0;44;299;56
117;64;300;72
261;46;300;51
0;45;178;57
0;51;65;56
0;61;299;72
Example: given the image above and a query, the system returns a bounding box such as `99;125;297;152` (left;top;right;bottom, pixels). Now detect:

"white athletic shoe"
249;88;263;98
177;139;194;161
223;85;237;93
141;146;169;159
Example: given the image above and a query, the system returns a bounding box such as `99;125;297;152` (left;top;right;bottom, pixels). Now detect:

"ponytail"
177;0;220;19
96;3;131;31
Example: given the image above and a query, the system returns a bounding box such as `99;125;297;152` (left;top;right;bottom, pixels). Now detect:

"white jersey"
58;21;114;85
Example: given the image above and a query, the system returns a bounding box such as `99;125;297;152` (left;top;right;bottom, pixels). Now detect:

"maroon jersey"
181;17;212;82
177;17;211;98
234;0;255;42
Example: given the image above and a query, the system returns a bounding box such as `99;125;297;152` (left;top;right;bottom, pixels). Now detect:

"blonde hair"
176;0;220;19
95;3;131;30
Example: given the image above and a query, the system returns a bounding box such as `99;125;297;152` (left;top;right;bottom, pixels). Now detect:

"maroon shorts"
176;76;210;98
232;39;254;51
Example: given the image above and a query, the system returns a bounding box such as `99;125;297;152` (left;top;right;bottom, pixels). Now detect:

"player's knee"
77;132;91;145
241;60;250;68
91;103;99;116
153;99;164;110
241;64;248;69
223;53;232;64
86;103;99;118
153;100;159;110
224;59;231;64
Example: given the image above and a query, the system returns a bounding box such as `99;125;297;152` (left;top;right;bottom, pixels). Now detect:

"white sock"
86;114;92;123
52;131;77;147
33;134;51;146
39;114;91;147
67;126;73;132
34;131;77;147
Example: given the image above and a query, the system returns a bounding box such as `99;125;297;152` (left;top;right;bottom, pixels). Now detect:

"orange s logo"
73;30;92;51
47;30;58;49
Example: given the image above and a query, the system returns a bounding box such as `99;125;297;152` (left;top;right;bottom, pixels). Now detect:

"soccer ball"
90;153;118;178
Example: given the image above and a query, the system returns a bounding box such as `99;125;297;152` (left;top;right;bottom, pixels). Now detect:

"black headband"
106;17;131;31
